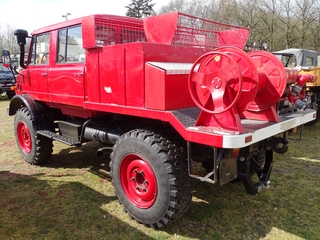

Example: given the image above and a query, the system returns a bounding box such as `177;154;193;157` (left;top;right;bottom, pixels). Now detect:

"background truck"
273;48;320;125
0;61;16;99
2;12;317;228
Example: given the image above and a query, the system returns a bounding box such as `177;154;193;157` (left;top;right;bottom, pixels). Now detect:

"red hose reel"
188;47;288;134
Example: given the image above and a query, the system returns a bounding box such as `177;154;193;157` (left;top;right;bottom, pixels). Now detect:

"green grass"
0;95;320;240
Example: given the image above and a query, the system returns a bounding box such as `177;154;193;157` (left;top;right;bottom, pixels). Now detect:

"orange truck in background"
273;48;320;125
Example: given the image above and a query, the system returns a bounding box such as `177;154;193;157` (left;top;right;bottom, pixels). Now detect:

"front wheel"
14;107;53;165
110;129;192;228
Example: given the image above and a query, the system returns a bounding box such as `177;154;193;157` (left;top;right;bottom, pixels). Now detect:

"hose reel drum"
188;47;292;133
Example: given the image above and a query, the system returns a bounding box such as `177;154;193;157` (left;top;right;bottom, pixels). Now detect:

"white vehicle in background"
273;48;320;125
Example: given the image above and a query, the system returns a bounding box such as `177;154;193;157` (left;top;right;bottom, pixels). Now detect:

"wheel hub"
120;154;157;208
131;169;148;192
17;122;32;154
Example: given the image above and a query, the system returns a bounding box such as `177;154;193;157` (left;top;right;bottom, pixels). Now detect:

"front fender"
8;93;40;119
8;93;53;131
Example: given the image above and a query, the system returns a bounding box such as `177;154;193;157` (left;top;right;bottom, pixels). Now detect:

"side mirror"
14;29;29;69
260;40;268;51
14;29;29;46
1;50;11;67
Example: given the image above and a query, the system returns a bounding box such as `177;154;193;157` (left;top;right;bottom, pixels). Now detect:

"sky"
0;0;170;34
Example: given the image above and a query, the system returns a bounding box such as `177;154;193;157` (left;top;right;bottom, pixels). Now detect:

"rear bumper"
172;108;316;148
221;109;316;148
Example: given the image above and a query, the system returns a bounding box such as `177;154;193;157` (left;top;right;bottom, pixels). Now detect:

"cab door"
22;33;50;101
47;26;85;106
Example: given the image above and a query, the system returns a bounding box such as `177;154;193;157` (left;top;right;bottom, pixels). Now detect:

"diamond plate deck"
171;108;314;135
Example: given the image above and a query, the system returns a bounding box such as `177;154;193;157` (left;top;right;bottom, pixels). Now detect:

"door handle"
41;73;47;77
75;72;83;77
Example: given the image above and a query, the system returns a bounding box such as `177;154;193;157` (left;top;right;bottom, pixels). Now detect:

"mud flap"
219;156;238;185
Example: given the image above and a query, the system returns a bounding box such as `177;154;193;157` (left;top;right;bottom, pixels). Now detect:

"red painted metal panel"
47;28;85;106
99;45;127;105
85;49;101;103
142;43;209;63
19;67;49;101
164;73;194;109
86;42;210;108
48;63;85;106
145;64;166;109
122;44;146;107
145;63;195;110
144;12;179;45
82;16;96;49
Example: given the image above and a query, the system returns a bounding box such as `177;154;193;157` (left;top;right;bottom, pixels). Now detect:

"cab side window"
57;25;85;63
29;33;50;65
305;56;315;66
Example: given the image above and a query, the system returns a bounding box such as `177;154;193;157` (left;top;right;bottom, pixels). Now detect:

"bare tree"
254;0;284;51
157;0;320;51
236;0;264;46
0;23;19;55
276;0;300;49
158;0;212;19
294;0;320;49
311;12;320;52
207;0;240;25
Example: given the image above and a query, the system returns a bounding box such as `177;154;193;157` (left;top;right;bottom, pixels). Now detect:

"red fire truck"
2;12;316;228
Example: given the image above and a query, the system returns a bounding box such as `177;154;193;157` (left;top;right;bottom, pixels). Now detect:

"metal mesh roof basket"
144;12;249;49
94;16;146;46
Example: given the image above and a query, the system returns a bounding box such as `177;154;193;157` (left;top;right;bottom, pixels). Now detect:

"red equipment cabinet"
4;11;317;228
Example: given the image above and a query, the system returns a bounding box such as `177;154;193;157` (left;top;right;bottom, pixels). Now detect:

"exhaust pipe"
83;127;122;144
96;147;113;157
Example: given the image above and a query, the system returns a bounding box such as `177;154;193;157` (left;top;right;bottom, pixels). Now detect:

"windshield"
274;54;296;67
0;63;10;72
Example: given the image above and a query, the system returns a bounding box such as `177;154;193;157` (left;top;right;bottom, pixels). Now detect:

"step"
37;130;81;146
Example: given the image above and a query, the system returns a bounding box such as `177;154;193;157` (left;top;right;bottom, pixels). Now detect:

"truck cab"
273;48;318;67
273;48;320;125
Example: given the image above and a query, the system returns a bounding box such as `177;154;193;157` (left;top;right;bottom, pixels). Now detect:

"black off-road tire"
110;129;192;228
14;107;53;165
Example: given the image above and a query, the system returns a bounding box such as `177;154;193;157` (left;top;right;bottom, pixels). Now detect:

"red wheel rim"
120;154;157;208
17;122;32;154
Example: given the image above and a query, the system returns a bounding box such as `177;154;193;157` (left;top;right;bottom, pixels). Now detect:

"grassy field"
0;95;319;240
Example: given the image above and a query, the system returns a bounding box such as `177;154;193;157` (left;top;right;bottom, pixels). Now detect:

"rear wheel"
110;129;192;228
14;107;53;165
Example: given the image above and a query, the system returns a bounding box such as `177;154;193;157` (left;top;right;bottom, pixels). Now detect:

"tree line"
158;0;320;52
1;0;319;56
0;23;19;57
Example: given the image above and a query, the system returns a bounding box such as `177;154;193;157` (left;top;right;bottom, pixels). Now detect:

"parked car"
0;62;16;99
